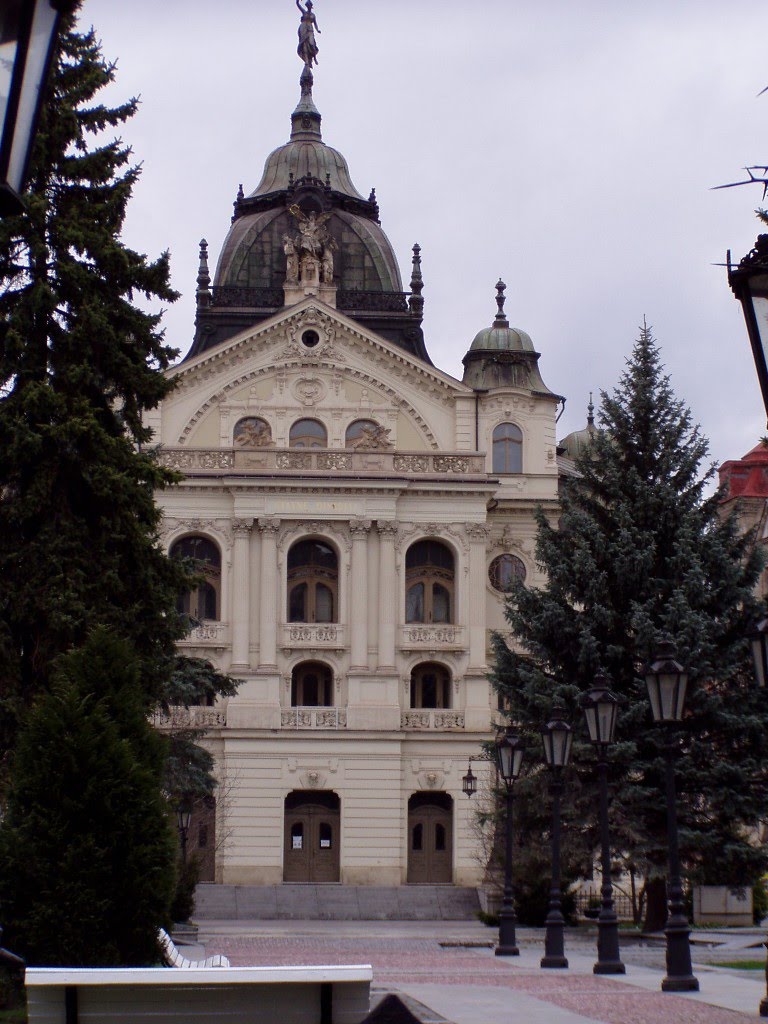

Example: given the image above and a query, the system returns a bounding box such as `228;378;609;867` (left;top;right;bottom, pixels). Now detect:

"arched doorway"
283;791;340;883
407;792;453;883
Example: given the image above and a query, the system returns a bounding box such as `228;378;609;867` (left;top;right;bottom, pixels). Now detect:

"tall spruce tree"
0;630;177;965
491;324;768;927
0;9;191;763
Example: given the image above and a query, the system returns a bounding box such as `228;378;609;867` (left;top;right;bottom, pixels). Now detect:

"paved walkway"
193;920;768;1023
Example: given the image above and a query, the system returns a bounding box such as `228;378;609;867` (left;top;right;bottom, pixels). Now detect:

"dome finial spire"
587;392;594;426
494;279;508;326
291;1;323;140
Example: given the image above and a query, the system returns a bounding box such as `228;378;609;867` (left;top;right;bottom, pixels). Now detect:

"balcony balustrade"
398;624;465;650
282;707;347;729
178;621;230;649
159;447;486;479
400;710;465;730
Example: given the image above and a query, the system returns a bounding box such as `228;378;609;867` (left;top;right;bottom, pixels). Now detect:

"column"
377;521;398;669
466;524;490;669
258;517;281;668
230;518;252;670
349;519;371;668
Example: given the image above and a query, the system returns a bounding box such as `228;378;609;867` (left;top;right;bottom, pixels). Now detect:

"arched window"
288;539;338;623
488;553;527;592
170;535;222;621
234;416;271;447
290;418;327;448
291;661;334;707
410;662;451;709
405;540;454;624
492;422;523;474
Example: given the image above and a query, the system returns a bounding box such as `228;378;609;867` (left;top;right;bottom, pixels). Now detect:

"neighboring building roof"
559;395;598;460
719;442;768;500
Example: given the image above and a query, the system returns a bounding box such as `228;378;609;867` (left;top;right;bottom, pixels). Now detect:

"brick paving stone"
203;935;758;1024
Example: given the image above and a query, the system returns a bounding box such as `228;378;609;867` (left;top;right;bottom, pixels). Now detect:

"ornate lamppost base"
662;976;699;992
593;961;626;975
495;944;520;957
541;954;568;969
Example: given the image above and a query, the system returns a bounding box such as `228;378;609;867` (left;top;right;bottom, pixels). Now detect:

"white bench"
25;964;373;1024
157;928;230;968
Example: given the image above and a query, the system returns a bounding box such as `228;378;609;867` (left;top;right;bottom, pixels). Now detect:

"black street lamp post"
177;803;193;866
644;640;699;993
747;618;768;1017
0;0;73;216
580;673;625;975
728;236;768;425
494;727;525;957
540;704;573;969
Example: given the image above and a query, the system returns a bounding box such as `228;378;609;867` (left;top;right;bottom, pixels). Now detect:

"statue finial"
297;0;320;68
494;279;508;326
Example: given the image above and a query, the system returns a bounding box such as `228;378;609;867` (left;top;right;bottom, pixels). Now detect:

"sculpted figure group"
284;206;336;287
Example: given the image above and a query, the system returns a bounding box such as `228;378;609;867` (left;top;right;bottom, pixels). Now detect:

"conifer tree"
492;324;768;926
0;630;177;965
0;9;191;761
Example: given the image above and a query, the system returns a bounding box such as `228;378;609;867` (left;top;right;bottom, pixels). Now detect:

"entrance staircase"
193;884;480;921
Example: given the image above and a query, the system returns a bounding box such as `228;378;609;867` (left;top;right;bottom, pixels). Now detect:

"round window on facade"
488;553;527;592
302;329;320;348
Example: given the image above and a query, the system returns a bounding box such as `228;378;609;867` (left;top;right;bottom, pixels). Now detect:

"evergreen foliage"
491;324;768;914
0;631;177;965
163;657;241;802
0;8;191;764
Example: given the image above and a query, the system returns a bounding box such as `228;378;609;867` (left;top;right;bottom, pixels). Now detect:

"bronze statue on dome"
296;0;320;67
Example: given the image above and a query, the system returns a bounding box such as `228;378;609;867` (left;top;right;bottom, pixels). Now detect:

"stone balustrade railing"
153;706;227;730
400;710;465;730
282;707;347;729
178;621;230;648
159;448;486;478
398;625;465;649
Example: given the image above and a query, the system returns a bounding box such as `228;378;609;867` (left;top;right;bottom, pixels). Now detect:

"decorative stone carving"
258;517;282;535
234;418;273;448
465;523;491;542
433;456;469;473
402;626;459;645
276;452;312;469
377;520;399;537
393;455;429;473
316;453;351;470
232;518;253;535
349;519;372;537
347;424;393;451
293;376;326;405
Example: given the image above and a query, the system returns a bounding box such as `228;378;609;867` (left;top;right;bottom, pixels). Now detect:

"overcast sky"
78;0;768;472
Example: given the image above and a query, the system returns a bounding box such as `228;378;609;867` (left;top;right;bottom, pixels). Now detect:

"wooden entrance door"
407;799;452;883
283;799;340;882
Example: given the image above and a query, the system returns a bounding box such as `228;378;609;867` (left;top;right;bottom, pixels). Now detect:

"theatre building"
151;9;563;896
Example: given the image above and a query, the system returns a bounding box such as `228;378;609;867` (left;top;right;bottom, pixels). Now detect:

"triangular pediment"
161;298;473;452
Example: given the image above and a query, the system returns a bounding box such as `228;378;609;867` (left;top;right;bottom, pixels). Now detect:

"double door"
407;803;452;883
284;802;340;882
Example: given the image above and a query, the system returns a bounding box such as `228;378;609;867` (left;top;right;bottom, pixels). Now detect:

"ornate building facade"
152;9;563;888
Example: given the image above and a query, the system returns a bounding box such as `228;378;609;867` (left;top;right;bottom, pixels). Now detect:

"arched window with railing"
288;539;338;623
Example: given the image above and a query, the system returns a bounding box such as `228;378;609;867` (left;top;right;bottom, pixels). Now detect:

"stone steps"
193;884;480;921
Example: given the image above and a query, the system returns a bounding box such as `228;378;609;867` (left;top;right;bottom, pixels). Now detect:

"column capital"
377;520;399;537
349;518;372;537
232;518;253;536
257;517;282;535
466;523;491;542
